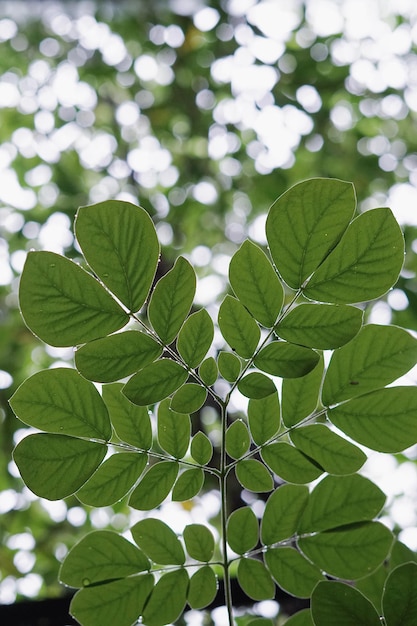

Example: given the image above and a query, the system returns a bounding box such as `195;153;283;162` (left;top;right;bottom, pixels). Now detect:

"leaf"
254;341;319;378
157;399;190;458
10;367;111;440
290;424;366;475
142;569;188;626
304;208;404;303
229;240;284;327
261;442;323;484
183;524;215;561
76;452;148;506
75;331;162;383
129;461;178;510
265;547;325;598
170;383;207;414
298;474;386;533
75;200;159;312
282;609;314;626
311;581;381;626
235;459;274;493
190;432;213;465
131;518;185;565
218;351;241;382
122;359;188;406
19;251;128;347
226;420;250;460
328;387;417;452
238;373;276;399
102;383;152;449
59;530;150;587
70;574;154;626
188;566;217;609
322;324;417;405
148;256;196;344
276;304;363;349
172;468;204;501
248;391;280;446
354;564;387;614
282;357;323;427
13;434;106;500
177;309;214;368
227;507;259;555
266;178;356;289
237;558;275;601
382;562;417;626
389;539;417;570
218;295;260;358
299;522;393;579
199;357;218;386
261;484;309;546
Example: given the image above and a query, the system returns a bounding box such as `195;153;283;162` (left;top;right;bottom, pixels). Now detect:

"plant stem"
219;400;234;626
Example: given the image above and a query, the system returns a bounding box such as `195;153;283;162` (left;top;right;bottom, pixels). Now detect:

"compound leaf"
19;251;128;347
13;434;106;500
75;200;159;312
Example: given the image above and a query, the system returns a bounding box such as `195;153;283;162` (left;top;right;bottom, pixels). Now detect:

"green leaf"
227;507;259;554
322;324;417;405
70;574;154;626
299;522;393;579
328;387;417;452
75;200;159;312
198;357;218;386
247;620;274;626
76;452;148;506
59;530;150;587
172;468;204;501
183;524;215;561
129;461;178;510
237;558;275;601
354;564;387;614
102;383;152;450
261;484;309;546
142;569;188;626
282;609;314;626
75;331;162;383
188;566;217;610
10;368;111;440
311;581;381;626
265;547;325;598
177;309;214;368
382;562;417;626
298;474;386;533
248;391;280;446
190;432;213;465
218;351;241;382
304;208;404;303
19;251;128;347
218;295;260;358
148;256;196;344
254;341;319;378
266;178;356;289
261;442;323;484
389;539;417;570
123;359;188;406
229;240;284;327
282;357;323;427
131;518;185;565
157;399;190;458
290;424;366;475
226;420;250;460
13;434;106;500
170;383;207;414
238;373;276;399
235;459;274;492
276;304;363;349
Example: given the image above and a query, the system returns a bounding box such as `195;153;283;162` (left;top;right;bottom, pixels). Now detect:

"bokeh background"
2;0;417;622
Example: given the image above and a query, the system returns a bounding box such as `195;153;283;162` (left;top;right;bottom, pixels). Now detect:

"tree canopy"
1;0;417;623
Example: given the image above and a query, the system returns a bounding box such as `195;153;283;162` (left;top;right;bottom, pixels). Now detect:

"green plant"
9;177;417;626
